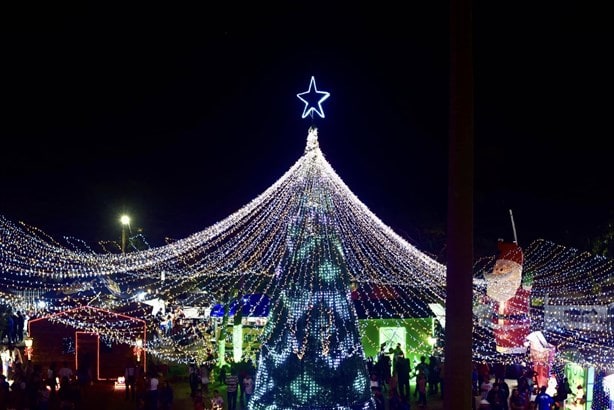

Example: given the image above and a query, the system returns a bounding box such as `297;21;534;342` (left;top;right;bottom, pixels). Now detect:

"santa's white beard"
485;265;522;303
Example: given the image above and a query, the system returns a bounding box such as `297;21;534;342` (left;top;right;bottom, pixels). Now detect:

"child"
211;389;224;410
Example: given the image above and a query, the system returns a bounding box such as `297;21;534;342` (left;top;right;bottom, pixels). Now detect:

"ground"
83;375;446;410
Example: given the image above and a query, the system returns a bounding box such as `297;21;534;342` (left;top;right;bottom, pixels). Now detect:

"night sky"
1;3;611;257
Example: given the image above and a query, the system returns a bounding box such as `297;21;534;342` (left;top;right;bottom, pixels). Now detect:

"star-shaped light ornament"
297;76;330;119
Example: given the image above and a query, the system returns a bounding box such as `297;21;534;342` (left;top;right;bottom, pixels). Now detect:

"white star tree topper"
296;76;330;119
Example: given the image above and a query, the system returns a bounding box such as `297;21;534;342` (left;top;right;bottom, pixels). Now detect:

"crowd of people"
0;359;95;410
188;358;256;410
474;361;580;410
151;306;215;348
122;360;175;410
0;309;28;346
366;343;443;409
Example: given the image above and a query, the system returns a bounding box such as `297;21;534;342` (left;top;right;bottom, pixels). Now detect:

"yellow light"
134;336;144;362
23;337;34;361
24;337;33;349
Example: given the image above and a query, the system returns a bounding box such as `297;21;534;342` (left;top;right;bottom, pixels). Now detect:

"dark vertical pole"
121;225;127;255
444;0;474;408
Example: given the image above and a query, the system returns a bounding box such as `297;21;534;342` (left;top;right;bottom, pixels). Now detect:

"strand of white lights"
1;128;612;371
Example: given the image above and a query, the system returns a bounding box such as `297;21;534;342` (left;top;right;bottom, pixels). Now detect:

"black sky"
1;3;611;257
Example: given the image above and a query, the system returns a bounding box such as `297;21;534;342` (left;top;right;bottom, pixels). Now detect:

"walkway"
83;378;445;410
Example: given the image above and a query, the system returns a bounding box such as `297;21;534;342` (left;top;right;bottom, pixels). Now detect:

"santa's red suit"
484;240;531;354
490;286;531;354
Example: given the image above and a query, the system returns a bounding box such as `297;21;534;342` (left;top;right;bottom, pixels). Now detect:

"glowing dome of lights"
1;127;613;373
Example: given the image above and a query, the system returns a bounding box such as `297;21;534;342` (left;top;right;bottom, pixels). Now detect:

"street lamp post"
133;336;144;362
120;215;131;254
24;337;33;361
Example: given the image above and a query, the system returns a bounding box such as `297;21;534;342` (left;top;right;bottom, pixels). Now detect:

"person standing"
416;369;428;408
225;368;239;410
393;343;403;365
5;314;15;345
414;356;429;398
243;373;254;406
472;362;480;394
388;388;403;410
144;373;159;410
496;377;510;410
480;377;493;401
15;312;24;342
46;362;58;403
395;352;411;400
388;370;399;399
477;361;490;387
135;366;146;407
57;376;76;410
554;377;571;409
189;364;200;397
428;355;441;396
159;380;173;410
377;343;391;392
509;388;525;410
439;360;445;398
124;360;137;401
0;374;10;410
534;385;554;410
199;363;210;395
516;377;532;409
238;367;248;407
486;382;506;410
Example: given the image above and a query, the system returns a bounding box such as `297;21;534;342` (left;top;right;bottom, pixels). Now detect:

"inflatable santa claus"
483;239;531;354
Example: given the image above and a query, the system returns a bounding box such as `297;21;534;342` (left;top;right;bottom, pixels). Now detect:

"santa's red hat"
496;239;524;265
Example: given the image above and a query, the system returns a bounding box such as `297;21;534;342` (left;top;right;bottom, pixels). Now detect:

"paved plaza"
83;376;445;410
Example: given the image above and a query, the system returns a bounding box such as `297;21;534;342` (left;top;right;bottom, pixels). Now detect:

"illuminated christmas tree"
247;127;375;409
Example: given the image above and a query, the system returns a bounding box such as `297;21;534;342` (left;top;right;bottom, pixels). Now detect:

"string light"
0;127;612;385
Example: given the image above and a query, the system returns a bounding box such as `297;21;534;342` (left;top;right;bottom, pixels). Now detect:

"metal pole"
444;0;474;407
509;209;518;244
120;215;130;254
121;225;126;254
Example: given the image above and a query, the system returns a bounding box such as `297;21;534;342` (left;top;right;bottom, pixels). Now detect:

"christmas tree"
247;127;375;409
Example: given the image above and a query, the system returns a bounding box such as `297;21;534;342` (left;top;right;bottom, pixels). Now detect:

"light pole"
120;214;131;254
133;336;144;362
24;337;34;361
